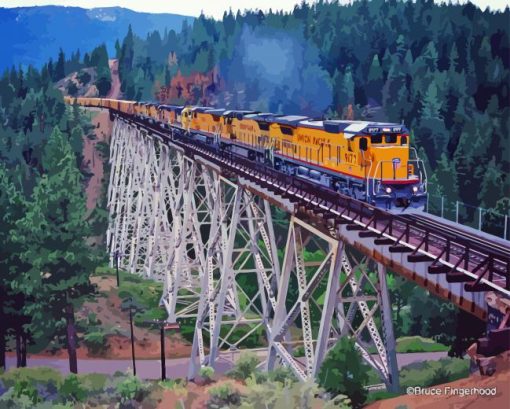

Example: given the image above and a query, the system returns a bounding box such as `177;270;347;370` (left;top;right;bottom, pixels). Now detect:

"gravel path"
5;351;448;379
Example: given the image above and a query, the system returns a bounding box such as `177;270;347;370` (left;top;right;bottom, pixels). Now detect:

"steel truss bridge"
105;112;510;392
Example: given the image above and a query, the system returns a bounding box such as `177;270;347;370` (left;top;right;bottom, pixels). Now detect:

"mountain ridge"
0;5;194;71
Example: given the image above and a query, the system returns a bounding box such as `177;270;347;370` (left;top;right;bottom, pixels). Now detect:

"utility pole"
160;325;166;380
129;298;136;376
115;250;120;287
144;320;179;381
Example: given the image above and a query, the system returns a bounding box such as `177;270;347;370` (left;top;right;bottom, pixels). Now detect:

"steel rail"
111;111;510;296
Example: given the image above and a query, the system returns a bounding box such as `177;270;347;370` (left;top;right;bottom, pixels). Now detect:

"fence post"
455;200;459;224
441;196;444;219
478;208;483;231
505;215;508;241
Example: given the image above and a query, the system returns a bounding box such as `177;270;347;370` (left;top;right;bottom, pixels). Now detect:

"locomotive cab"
360;125;427;209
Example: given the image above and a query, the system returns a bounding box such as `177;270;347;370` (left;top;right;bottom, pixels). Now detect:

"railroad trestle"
106;115;510;391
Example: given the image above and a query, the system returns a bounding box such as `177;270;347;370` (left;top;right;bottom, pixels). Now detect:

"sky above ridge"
3;0;509;19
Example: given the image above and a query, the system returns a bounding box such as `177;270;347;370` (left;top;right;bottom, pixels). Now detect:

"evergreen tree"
366;54;384;103
0;165;28;369
14;127;97;373
115;39;121;59
90;44;111;97
478;157;504;209
54;48;66;81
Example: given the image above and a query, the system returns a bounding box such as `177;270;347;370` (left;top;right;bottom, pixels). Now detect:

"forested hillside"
113;0;509;232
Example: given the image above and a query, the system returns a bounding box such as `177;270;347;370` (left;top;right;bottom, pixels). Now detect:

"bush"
60;374;87;403
365;390;401;403
0;367;63;389
14;380;40;405
116;375;148;402
199;367;215;383
267;366;297;384
133;308;168;327
430;366;452;385
77;373;108;394
83;331;108;355
0;387;37;409
317;337;369;408
77;71;91;85
239;380;351;409
399;358;469;389
118;280;164;327
226;352;260;381
207;383;241;409
293;346;305;357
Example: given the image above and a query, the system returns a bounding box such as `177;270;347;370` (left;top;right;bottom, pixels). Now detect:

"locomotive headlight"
385;187;392;194
412;186;419;193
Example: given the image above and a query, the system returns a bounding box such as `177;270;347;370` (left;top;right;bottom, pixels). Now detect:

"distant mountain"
0;6;194;71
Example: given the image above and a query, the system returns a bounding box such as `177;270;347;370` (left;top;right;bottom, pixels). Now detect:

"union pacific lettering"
297;133;327;146
240;123;255;131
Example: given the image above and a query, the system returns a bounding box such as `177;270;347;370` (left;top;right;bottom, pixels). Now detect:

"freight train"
64;97;428;210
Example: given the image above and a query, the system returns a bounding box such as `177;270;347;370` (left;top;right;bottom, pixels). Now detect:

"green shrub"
226;352;260;381
317;337;369;408
207;383;241;409
199;367;215;382
293;346;305;357
118;281;162;310
399;358;469;388
77;373;108;394
116;375;148;402
133;308;168;327
87;312;101;327
60;374;87;403
83;331;108;355
365;390;401;403
13;380;40;405
430;366;452;385
239;380;351;409
267;366;297;384
0;367;63;389
158;379;180;390
0;387;37;409
178;317;197;344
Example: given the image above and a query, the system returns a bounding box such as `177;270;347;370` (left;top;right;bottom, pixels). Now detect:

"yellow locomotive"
67;97;427;209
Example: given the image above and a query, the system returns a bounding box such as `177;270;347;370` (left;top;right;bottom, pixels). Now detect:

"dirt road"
106;59;121;99
4;352;448;380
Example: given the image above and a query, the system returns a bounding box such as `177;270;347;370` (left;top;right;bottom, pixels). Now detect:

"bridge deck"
117;112;510;319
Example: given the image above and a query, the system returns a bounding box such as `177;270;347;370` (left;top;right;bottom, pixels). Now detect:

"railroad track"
117;113;510;296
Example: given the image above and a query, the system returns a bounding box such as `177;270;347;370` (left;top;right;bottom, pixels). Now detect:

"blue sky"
2;0;509;19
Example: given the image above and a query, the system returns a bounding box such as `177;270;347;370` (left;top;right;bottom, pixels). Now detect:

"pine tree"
478;157;504;209
54;48;66;81
0;165;28;369
15;127;97;373
366;54;384;103
421;82;442;120
120;25;135;81
115;39;121;59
